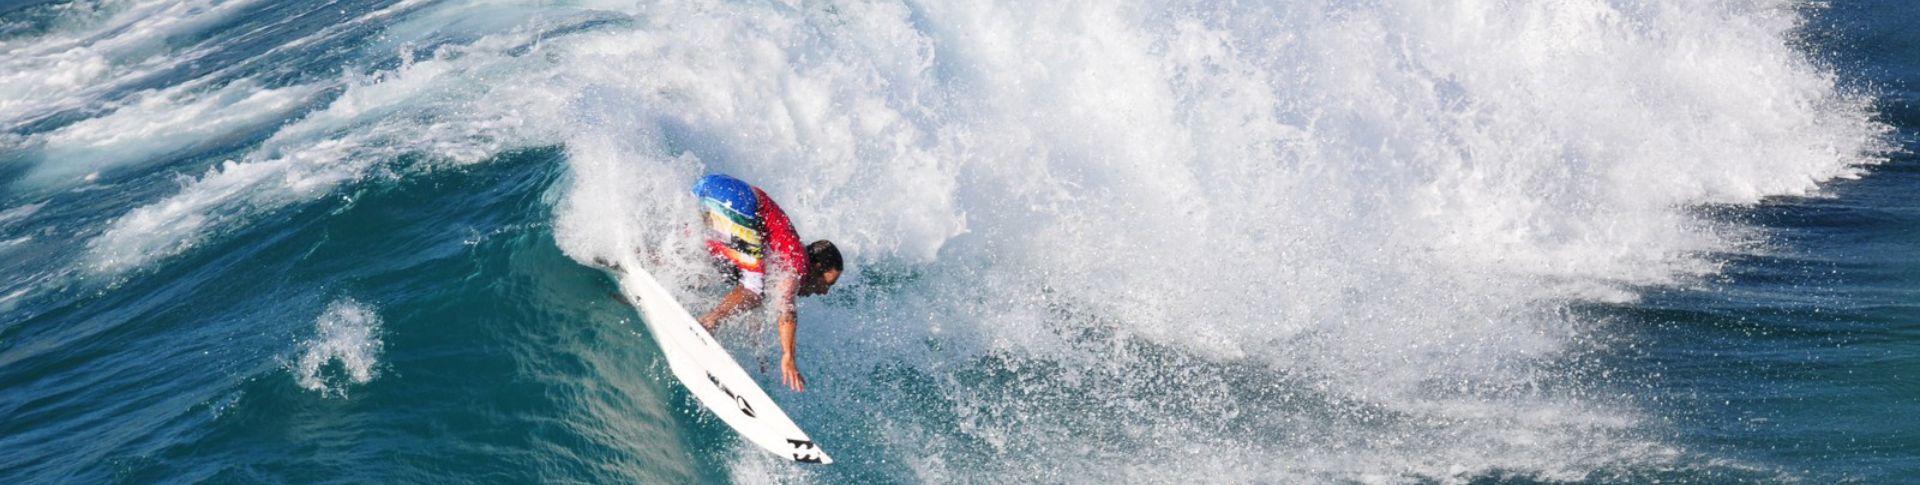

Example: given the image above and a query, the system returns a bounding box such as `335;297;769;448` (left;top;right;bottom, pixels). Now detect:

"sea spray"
293;298;385;397
542;0;1887;480
0;0;1890;482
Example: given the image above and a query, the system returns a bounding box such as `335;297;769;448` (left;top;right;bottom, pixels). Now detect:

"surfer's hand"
781;355;806;392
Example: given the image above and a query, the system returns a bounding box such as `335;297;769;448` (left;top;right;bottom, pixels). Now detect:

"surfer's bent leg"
699;285;763;332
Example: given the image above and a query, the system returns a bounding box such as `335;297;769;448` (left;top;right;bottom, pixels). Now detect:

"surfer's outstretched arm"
778;311;805;392
769;277;807;392
699;285;761;332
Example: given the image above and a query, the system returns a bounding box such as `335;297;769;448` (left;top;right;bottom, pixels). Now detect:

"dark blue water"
1;1;1916;483
1615;3;1920;480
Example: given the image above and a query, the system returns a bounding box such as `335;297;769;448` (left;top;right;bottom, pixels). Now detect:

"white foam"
84;27;569;274
531;0;1881;480
0;201;45;229
0;0;265;128
20;80;324;187
292;298;384;397
17;0;1885;479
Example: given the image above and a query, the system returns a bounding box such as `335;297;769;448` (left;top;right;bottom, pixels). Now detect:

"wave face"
0;0;1899;483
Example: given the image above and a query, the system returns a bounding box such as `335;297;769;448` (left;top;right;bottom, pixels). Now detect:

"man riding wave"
689;173;842;392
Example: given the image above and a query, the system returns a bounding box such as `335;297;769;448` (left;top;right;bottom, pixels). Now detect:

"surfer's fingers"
785;367;805;392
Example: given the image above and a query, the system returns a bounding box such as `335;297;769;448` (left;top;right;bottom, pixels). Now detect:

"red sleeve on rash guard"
754;188;808;310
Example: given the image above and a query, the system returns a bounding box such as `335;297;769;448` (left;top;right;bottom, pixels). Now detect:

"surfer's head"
800;240;842;296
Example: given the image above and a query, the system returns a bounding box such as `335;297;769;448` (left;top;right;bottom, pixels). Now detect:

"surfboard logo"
788;439;823;463
707;371;756;417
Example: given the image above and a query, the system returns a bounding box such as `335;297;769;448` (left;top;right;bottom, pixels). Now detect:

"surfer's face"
800;269;840;296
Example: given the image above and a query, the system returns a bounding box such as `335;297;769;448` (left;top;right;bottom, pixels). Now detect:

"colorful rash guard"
691;174;808;308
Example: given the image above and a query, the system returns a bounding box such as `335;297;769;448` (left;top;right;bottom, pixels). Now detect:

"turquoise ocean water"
2;1;1915;483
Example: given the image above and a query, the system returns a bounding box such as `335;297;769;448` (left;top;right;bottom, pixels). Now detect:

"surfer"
690;173;843;392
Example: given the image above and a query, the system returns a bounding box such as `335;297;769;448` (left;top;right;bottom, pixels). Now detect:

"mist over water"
0;0;1907;483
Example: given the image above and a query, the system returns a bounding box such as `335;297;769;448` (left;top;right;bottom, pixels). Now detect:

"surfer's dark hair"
807;240;842;276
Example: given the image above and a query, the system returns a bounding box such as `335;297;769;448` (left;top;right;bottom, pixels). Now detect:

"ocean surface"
1;1;1915;483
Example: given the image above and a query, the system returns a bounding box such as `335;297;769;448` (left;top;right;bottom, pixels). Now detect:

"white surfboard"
605;253;832;464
